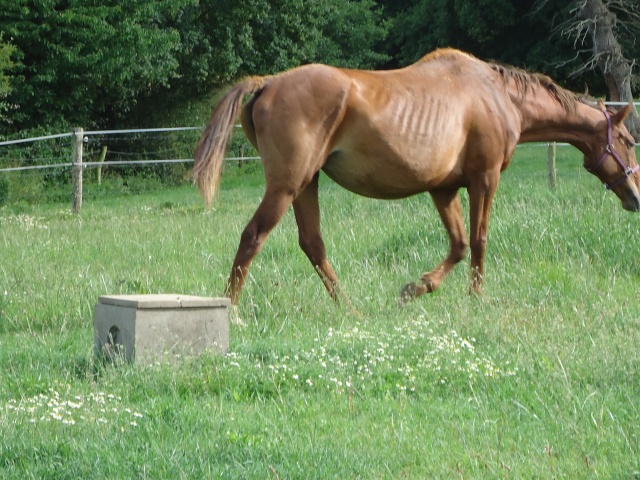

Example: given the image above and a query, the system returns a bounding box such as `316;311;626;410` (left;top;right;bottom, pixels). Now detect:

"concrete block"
94;294;230;364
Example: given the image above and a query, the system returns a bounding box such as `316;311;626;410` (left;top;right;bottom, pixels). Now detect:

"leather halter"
584;108;639;190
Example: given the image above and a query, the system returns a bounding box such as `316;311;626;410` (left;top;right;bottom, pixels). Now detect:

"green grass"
1;145;640;478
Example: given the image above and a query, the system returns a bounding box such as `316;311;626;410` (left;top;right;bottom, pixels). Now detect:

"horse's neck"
517;94;600;155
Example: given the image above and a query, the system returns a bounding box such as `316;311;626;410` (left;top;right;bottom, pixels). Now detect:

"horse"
192;48;639;306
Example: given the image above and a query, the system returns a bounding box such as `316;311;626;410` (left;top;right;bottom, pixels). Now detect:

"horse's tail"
192;76;267;207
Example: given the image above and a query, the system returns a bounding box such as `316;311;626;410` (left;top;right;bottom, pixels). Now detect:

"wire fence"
1;101;638;210
0;125;262;173
0;124;263;209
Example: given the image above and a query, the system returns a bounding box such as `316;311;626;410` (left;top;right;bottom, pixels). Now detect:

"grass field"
1;144;639;478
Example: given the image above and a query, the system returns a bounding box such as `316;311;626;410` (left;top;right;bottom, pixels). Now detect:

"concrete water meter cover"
94;294;230;363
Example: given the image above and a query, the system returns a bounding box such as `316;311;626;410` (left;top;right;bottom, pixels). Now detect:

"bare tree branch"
534;0;640;135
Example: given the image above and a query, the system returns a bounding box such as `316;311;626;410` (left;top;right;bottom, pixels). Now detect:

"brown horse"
193;48;639;305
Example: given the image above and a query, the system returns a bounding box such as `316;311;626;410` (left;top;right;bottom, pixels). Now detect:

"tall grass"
1;145;639;478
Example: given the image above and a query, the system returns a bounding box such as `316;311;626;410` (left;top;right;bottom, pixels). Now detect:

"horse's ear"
611;101;634;125
597;98;606;110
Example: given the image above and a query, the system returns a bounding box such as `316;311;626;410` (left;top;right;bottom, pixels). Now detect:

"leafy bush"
0;173;8;205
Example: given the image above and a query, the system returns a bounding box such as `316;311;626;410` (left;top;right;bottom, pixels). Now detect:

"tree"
0;0;389;133
0;0;194;134
380;0;589;85
126;0;389;130
178;0;389;95
557;0;640;136
0;34;16;126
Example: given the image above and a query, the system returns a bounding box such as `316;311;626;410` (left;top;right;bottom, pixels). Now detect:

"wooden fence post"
547;142;557;191
71;127;84;213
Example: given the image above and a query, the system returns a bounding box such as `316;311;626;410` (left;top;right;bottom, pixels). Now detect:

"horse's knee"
469;236;487;254
238;222;263;255
239;223;256;243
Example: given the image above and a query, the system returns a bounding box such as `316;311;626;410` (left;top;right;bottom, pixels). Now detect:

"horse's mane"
489;62;581;114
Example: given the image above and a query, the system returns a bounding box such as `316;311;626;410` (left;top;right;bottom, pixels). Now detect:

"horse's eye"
620;134;635;148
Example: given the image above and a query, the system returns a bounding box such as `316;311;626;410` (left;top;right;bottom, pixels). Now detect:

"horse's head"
584;100;640;212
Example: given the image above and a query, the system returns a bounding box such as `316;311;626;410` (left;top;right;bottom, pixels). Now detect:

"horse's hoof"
399;282;418;305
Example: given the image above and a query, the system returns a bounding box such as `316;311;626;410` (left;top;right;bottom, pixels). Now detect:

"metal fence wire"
0;103;638;211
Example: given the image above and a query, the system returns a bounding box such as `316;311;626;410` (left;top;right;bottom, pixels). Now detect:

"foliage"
0;36;13;95
172;0;389;97
0;0;194;133
0;34;16;125
0;174;7;205
0;0;389;135
1;0;635;134
382;0;600;90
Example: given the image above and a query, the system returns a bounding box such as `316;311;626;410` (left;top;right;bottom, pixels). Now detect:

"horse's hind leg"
400;189;468;302
292;173;341;301
225;188;294;304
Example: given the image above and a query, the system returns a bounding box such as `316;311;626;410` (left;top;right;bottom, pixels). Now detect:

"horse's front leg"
467;172;500;294
400;189;468;302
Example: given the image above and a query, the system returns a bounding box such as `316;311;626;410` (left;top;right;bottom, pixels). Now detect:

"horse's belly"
323;110;465;198
322;151;433;199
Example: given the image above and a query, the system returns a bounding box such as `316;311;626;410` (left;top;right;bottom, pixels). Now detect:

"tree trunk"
576;0;640;137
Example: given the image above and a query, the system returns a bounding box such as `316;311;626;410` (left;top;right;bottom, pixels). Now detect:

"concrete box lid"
97;294;231;309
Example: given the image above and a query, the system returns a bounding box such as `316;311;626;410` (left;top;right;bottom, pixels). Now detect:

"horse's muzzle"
622;192;640;211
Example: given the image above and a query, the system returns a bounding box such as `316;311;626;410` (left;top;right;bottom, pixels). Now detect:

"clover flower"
223;315;516;395
4;386;144;428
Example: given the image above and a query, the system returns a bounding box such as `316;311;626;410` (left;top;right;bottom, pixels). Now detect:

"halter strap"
585;109;639;190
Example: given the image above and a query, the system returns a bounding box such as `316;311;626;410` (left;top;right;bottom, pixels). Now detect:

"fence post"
546;142;557;191
71;127;84;213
